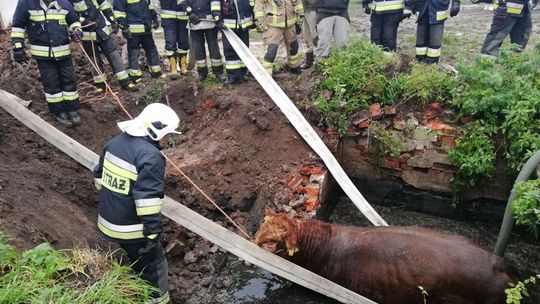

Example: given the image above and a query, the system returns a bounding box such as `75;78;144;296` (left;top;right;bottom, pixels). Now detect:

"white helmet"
117;103;181;141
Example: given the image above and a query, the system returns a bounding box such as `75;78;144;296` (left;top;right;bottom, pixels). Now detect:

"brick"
401;152;412;160
440;134;456;149
287;174;304;193
431;103;442;110
304;196;320;212
369;103;382;120
309;166;325;176
401;164;414;171
383;157;401;170
358;119;370;129
428;168;443;176
423;109;436;121
202;99;215;109
299;164;312;175
303;184;321;197
383;106;397;116
393;118;406;130
429;120;455;133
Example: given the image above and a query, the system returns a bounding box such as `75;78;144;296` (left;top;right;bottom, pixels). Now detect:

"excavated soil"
0;28;322;302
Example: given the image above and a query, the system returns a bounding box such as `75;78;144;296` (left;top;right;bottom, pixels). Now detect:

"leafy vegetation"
512;178;540;238
505;274;540;304
400;63;456;104
450;45;540;193
369;121;403;162
0;234;156;303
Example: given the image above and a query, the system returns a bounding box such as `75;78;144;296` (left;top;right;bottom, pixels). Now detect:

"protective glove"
450;0;460;17
111;20;120;34
70;27;83;43
189;13;201;25
255;20;266;33
362;3;371;14
12;48;26;63
401;9;412;21
122;27;132;39
138;237;160;255
214;16;224;28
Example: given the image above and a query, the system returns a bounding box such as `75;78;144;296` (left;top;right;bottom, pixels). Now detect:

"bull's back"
317;226;512;304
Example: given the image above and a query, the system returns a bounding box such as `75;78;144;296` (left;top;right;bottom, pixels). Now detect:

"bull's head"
254;208;299;257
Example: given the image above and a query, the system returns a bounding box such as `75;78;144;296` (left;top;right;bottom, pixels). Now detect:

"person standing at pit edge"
11;0;84;127
480;0;532;57
69;0;136;92
221;0;255;84
113;0;165;82
187;0;226;81
413;0;460;64
93;103;181;304
362;0;412;52
314;0;350;58
160;0;190;77
254;0;304;76
300;0;319;68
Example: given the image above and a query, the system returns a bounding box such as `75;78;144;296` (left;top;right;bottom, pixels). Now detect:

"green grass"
0;233;156;304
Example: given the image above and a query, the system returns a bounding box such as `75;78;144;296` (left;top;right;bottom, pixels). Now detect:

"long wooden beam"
222;28;388;227
0;89;377;304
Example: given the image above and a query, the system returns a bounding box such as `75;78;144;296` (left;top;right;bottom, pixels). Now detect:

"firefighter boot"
168;56;179;79
301;51;314;69
180;55;188;76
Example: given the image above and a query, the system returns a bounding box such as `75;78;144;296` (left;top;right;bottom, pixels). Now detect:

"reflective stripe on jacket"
493;0;527;16
254;0;304;28
222;0;255;30
11;0;81;60
160;0;189;21
416;0;451;24
113;0;156;34
187;0;222;23
93;133;166;243
69;0;114;40
363;0;406;14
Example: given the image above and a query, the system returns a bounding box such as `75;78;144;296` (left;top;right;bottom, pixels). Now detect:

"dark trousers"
191;28;224;78
222;28;249;81
415;12;444;64
480;6;532;57
36;57;80;115
163;19;190;57
127;33;162;78
120;241;170;303
370;12;401;51
83;36;130;87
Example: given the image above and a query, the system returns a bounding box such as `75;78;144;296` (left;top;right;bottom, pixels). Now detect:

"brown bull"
254;209;517;304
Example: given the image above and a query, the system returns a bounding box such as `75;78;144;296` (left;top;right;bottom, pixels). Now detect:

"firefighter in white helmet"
93;103;181;304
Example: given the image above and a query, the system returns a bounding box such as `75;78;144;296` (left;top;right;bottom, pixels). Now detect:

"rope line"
77;42;251;239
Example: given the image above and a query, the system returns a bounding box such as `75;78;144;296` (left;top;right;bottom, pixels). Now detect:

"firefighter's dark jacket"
222;0;255;30
69;0;114;40
10;0;81;60
318;0;349;14
160;0;189;21
187;0;222;20
113;0;157;34
93;132;165;243
414;0;453;24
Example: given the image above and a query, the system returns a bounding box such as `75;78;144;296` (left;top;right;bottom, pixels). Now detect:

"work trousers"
415;12;444;64
262;25;301;74
223;28;249;82
480;5;532;57
36;58;80;116
162;19;190;57
302;9;317;53
127;34;163;79
120;242;171;304
191;28;224;78
315;15;350;58
83;36;130;87
370;12;401;51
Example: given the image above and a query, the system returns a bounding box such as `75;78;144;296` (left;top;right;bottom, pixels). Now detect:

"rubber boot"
168;56;179;79
180;55;188;75
300;51;314;69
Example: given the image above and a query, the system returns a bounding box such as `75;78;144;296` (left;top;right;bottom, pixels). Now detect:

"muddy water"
221;198;540;304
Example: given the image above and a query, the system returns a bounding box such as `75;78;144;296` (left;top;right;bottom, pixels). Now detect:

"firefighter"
221;0;255;84
187;0;225;81
414;0;460;64
11;0;83;127
362;0;412;52
70;0;135;92
480;0;532;57
93;103;181;304
314;0;349;58
255;0;304;76
160;0;190;77
300;0;319;68
113;0;164;82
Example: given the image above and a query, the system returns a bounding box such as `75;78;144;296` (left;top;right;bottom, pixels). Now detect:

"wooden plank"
0;89;377;304
222;28;388;227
